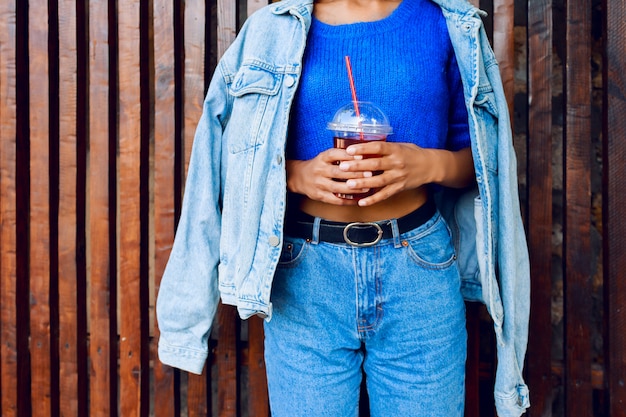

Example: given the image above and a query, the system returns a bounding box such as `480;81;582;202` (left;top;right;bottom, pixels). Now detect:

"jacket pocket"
227;62;282;153
472;84;499;173
474;84;499;118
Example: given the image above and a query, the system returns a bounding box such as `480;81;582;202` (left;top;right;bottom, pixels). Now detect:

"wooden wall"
0;0;624;416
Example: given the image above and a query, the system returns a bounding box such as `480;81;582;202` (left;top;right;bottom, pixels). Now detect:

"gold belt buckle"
342;222;383;247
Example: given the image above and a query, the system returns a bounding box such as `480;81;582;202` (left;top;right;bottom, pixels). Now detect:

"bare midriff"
299;186;429;223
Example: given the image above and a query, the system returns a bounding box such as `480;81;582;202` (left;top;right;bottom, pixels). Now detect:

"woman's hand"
338;142;475;206
286;148;373;205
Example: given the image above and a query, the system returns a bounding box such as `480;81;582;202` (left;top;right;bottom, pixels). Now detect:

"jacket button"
269;235;280;246
284;76;295;87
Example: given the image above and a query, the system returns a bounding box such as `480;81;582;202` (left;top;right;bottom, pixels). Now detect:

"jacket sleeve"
483;33;531;416
156;61;233;374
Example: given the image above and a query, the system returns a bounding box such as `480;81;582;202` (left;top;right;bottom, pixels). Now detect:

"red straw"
344;56;364;140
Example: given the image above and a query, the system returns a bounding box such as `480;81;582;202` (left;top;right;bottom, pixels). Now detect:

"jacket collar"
428;0;482;16
270;0;314;16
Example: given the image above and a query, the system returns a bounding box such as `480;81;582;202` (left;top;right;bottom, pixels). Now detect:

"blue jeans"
264;211;467;417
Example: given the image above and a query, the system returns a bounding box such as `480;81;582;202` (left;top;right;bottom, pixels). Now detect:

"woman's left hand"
338;142;474;206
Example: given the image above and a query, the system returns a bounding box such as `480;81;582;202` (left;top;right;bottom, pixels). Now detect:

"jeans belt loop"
343;222;384;247
311;217;322;244
390;218;403;248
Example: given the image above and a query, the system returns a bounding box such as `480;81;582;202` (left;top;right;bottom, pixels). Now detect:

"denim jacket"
156;0;531;415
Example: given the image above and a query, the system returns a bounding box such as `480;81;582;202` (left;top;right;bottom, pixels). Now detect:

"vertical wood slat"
183;0;206;174
563;0;593;415
75;0;89;413
246;0;267;18
492;0;515;116
247;316;268;416
58;0;79;415
182;0;210;414
526;0;553;415
603;0;626;415
88;0;113;414
217;0;237;58
217;305;239;417
0;1;18;415
188;370;210;417
28;0;52;414
153;0;177;415
464;303;481;417
215;1;238;414
118;0;144;415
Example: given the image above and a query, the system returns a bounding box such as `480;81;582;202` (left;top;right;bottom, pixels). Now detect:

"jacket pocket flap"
230;63;281;97
474;84;499;118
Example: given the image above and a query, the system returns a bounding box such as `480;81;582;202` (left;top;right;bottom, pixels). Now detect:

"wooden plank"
0;1;18;415
526;0;553;415
58;0;79;415
217;0;237;58
247;0;268;18
28;0;52;414
188;370;210;417
464;303;481;417
183;0;206;174
492;0;515;116
75;1;89;415
152;0;177;414
551;361;604;390
182;1;210;412
217;305;239;417
247;316;268;416
117;0;144;415
603;0;626;414
88;0;114;414
563;0;592;415
214;3;237;414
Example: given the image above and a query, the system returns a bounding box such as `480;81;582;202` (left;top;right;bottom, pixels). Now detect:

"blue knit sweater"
287;0;470;161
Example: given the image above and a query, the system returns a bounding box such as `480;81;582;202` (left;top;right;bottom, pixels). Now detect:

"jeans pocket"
277;237;308;267
404;217;457;270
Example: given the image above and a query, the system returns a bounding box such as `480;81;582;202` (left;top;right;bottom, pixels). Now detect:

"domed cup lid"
327;101;393;135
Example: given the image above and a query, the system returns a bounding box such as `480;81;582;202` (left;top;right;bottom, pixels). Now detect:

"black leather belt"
285;199;436;247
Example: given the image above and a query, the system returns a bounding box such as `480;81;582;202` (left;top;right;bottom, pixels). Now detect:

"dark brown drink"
327;101;392;200
333;135;386;200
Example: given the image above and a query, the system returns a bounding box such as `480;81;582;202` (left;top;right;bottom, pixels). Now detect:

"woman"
156;0;530;416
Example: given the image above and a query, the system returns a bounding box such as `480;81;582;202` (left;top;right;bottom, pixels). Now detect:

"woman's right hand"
286;149;372;205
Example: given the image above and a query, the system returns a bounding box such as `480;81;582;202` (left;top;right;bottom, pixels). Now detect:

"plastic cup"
327;101;393;200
